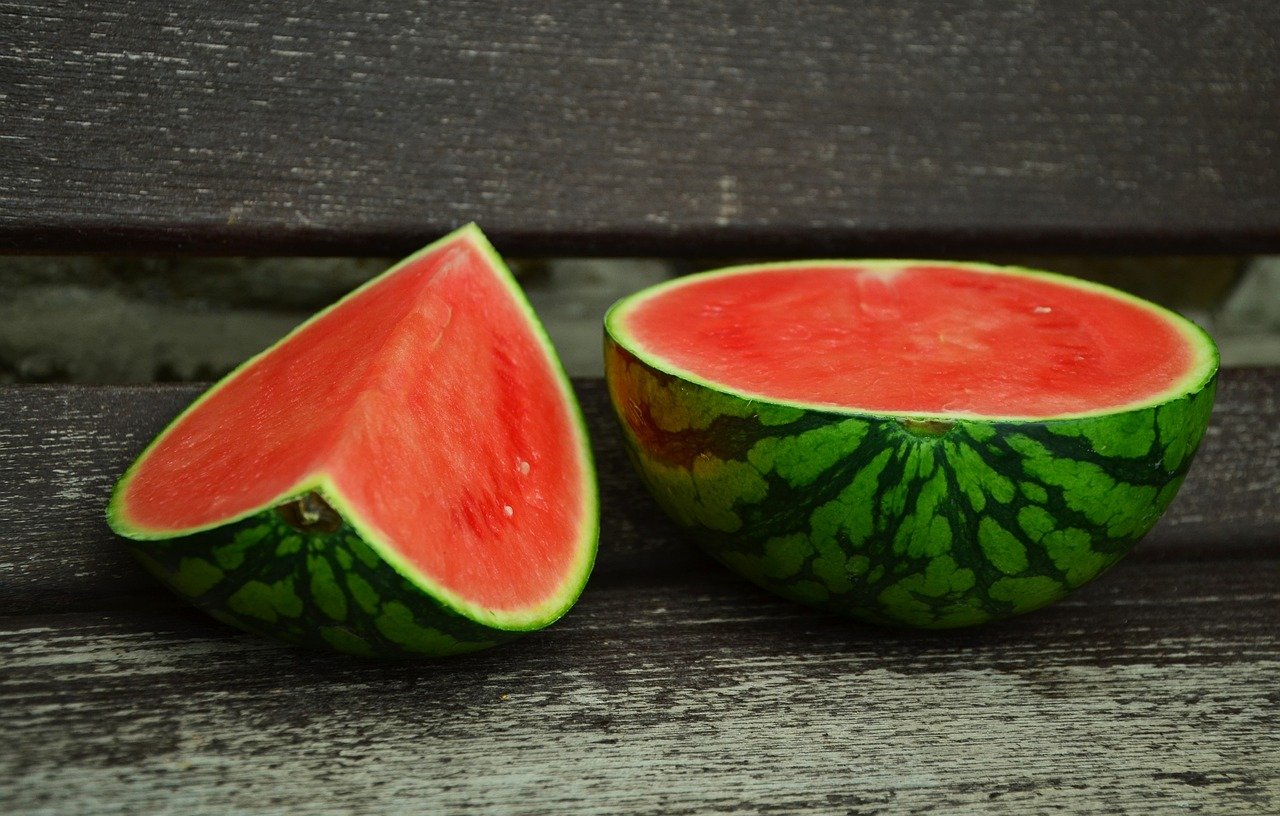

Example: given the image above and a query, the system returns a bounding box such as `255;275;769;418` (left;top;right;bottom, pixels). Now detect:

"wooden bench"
3;3;1278;812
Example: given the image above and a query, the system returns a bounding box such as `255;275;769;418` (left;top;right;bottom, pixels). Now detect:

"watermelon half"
605;261;1217;628
108;225;598;656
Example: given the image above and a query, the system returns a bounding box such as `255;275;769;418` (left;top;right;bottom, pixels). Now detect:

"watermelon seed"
276;491;343;534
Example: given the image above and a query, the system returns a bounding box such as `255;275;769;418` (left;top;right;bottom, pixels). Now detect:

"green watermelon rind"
124;510;527;657
606;259;1218;422
108;224;598;648
604;261;1219;628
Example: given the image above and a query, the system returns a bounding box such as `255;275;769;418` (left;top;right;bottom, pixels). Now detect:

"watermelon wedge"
605;261;1217;628
109;225;598;656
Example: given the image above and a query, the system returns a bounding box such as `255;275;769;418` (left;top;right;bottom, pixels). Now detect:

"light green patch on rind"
375;601;492;656
886;559;945;600
877;557;975;626
1048;410;1156;458
226;580;279;622
307;554;348;622
930;599;990;628
762;534;810;579
171;557;224;597
978;518;1029;575
963;422;997;442
947;563;977;593
1042;527;1112;588
1017;505;1057;542
930;556;970;595
946;439;1016;513
692;456;768;531
345;535;381;569
1007;434;1158;539
891;469;952;559
1020;482;1049;504
1157;386;1216;472
212;546;245;571
755;404;808;426
332;547;354;570
638;451;768;533
989;576;1066;614
345;573;380;615
212;524;271;570
747;418;869;488
876;581;933;625
810;449;893;547
880;444;936;519
272;579;305;618
719;533;815;586
812;535;855;594
227;578;304;623
275;535;303;556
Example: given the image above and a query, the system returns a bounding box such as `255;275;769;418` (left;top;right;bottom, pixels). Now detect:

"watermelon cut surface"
110;225;597;655
605;261;1217;628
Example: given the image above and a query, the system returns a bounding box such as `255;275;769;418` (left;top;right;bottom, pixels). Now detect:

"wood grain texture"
0;374;1278;813
4;566;1279;815
2;1;1278;256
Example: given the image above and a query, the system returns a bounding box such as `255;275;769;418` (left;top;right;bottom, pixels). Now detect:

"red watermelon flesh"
111;226;595;625
615;263;1209;418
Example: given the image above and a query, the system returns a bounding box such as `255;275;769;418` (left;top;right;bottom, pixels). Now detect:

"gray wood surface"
3;1;1279;256
1;373;1278;814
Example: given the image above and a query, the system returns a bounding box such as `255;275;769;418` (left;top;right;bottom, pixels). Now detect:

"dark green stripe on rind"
605;339;1216;628
128;511;517;657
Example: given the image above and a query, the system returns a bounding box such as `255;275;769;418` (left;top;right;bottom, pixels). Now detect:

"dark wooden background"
2;0;1278;256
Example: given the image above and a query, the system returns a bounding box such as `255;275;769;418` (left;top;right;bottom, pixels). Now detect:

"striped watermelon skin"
605;341;1216;628
127;503;515;657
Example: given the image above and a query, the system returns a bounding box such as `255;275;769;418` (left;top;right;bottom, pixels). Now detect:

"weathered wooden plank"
3;560;1278;814
2;1;1278;255
0;371;1277;618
